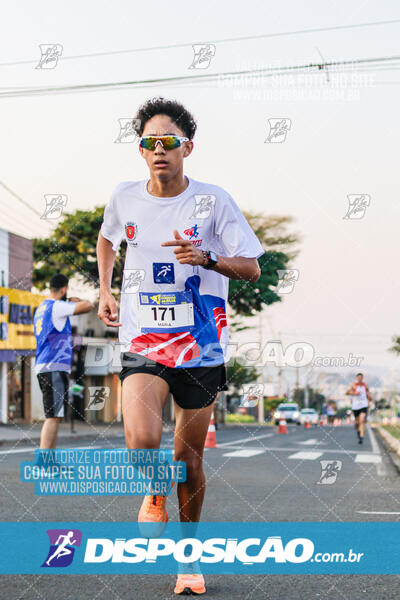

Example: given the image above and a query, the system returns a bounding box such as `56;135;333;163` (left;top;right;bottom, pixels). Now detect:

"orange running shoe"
138;494;168;537
174;573;206;595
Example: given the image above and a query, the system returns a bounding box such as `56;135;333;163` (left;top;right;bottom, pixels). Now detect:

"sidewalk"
0;421;127;446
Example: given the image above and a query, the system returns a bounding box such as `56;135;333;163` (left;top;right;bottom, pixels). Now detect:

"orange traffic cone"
205;416;217;448
319;416;324;427
278;416;288;434
304;416;311;429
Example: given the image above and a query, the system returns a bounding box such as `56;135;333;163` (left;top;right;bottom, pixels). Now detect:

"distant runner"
327;401;336;425
346;372;371;444
33;274;94;449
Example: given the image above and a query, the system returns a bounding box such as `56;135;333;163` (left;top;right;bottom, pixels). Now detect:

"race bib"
138;291;194;333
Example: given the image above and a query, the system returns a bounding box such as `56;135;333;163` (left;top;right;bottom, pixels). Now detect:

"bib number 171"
151;306;176;321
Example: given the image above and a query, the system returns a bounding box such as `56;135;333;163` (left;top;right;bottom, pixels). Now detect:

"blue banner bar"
0;522;398;574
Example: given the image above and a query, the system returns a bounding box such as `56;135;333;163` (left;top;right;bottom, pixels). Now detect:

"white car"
274;403;300;425
297;408;319;426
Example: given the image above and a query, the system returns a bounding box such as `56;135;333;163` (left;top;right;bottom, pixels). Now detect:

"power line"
1;19;399;68
0;180;43;217
0;180;87;244
1;55;399;99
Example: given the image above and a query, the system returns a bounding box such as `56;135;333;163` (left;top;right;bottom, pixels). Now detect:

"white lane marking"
0;445;102;455
217;433;273;448
222;449;266;458
355;453;382;464
357;511;400;515
218;445;380;455
367;424;386;476
0;447;36;455
368;424;380;454
297;439;327;446
288;451;323;460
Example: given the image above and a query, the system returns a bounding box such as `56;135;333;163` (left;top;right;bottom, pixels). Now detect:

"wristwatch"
202;250;218;270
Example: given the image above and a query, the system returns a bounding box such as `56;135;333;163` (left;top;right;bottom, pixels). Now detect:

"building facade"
0;228;38;424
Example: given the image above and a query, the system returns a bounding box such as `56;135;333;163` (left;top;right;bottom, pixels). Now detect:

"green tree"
264;396;285;413
225;362;258;396
228;213;299;320
389;335;400;356
33;207;125;292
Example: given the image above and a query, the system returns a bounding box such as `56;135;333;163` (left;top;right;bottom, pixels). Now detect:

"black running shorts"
119;352;227;409
37;371;69;418
353;407;368;418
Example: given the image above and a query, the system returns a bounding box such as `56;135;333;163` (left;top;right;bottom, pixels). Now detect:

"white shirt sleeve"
214;193;264;258
52;300;76;332
100;186;124;251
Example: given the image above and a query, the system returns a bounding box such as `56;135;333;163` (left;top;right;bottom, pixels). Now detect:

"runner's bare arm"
365;384;372;403
161;230;261;282
210;255;260;282
96;232;121;327
73;301;94;315
345;384;357;395
66;296;94;314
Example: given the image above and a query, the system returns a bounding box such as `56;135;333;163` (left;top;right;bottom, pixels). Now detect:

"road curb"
373;424;400;473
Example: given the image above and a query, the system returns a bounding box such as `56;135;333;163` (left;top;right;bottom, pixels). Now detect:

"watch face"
209;251;218;263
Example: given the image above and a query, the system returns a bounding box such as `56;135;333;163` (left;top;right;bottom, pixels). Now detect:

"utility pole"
304;382;309;408
258;311;265;424
304;367;313;409
278;330;282;398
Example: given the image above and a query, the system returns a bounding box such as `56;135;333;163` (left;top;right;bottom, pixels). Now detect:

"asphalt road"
1;423;399;599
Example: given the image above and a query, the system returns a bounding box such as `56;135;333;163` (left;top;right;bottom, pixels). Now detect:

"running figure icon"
45;531;77;566
157;264;172;277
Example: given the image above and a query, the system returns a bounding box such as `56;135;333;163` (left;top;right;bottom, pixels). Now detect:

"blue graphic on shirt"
153;262;175;284
34;299;73;372
183;224;200;239
129;276;227;368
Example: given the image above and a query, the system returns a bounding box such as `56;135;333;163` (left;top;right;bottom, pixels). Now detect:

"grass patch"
225;413;256;424
381;425;400;441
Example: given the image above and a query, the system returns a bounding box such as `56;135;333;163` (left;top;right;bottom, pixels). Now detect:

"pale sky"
1;0;400;379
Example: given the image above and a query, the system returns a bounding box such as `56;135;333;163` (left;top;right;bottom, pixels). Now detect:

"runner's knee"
175;453;203;481
125;429;160;449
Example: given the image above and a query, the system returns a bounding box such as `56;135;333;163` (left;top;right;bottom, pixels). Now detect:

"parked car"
297;408;319;426
274;403;300;425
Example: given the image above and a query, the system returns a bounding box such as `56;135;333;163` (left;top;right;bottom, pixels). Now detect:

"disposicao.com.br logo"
40;528;364;572
0;522;390;575
83;535;362;565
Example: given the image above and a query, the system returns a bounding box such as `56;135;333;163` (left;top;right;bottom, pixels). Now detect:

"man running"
327;401;336;425
33;274;94;449
346;372;371;444
97;97;264;595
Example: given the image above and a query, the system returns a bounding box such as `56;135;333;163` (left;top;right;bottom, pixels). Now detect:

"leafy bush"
226;413;256;423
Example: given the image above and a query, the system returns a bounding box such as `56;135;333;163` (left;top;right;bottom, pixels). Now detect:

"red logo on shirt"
125;222;137;241
183;224;202;247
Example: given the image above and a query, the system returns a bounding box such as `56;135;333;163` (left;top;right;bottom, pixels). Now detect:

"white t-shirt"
100;176;264;368
350;383;369;410
52;300;76;331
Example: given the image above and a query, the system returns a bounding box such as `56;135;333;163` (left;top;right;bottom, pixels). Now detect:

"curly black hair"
133;97;197;140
